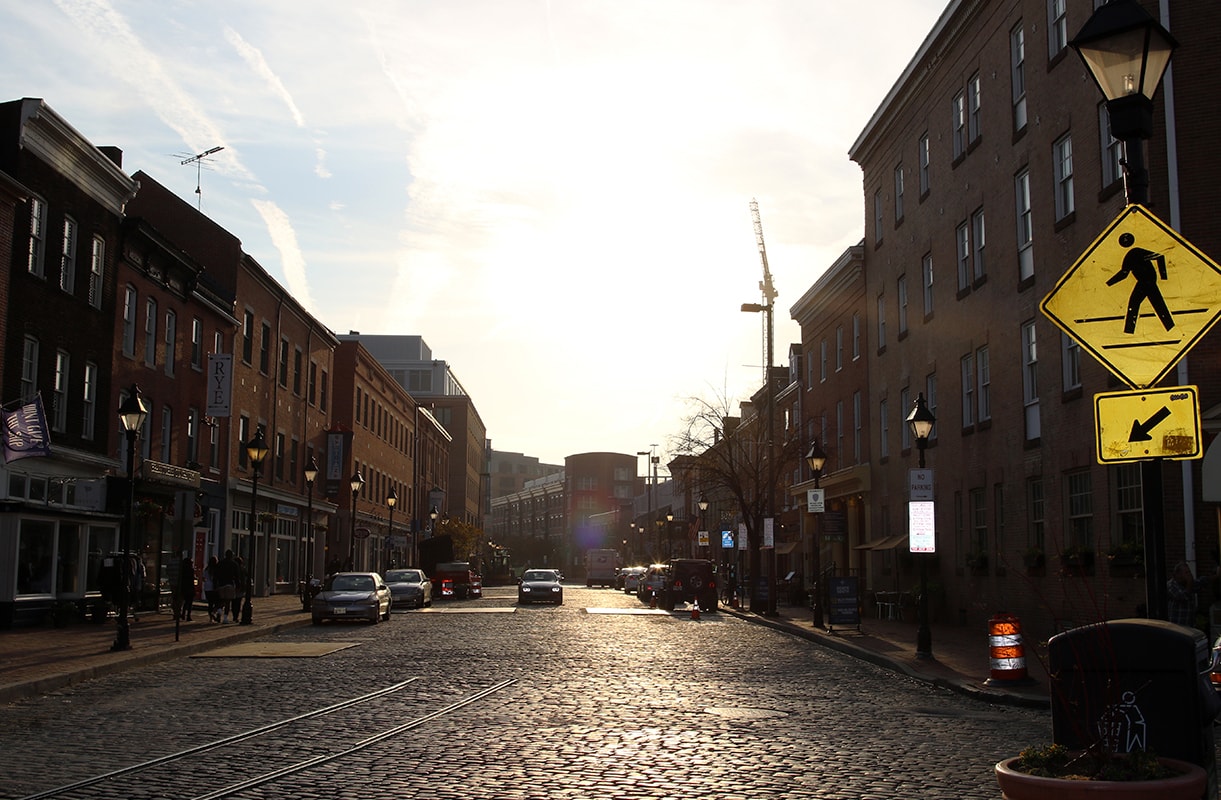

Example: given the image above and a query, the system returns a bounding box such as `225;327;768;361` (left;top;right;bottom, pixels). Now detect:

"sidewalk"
724;600;1050;709
0;593;312;704
0;593;1049;709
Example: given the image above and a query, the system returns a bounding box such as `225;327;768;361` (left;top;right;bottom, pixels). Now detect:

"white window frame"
922;254;934;316
21;336;38;401
28;197;46;277
1061;332;1081;391
122;286;137;357
879;398;889;459
876;294;886;349
1015;169;1034;280
972;208;986;281
88;235;104;309
191;317;204;369
1022;320;1040;440
820;340;827;383
1099;102;1123;187
873;190;884;245
894;165;905;223
1011;23;1027;131
1054;134;1074;221
164;310;177;376
851;313;861;360
977;346;991;422
900;387;912;451
956;222;971;292
82;361;97;440
835;326;844;372
952;91;966;159
1047;0;1068;59
59;216;77;293
160;406;173;462
898;276;909;334
925;373;938;441
52;350;69;433
962;353;976;427
967;73;982;143
144;298;157;368
853;390;862;464
918;133;930;195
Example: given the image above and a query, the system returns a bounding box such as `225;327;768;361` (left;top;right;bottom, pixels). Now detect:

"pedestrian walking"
202;556;219;622
231;555;247;623
213;550;239;623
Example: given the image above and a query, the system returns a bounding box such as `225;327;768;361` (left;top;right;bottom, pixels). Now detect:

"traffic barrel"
985;613;1033;686
691;599;700;620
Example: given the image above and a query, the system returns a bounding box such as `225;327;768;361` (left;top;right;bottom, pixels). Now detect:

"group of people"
175;550;247;624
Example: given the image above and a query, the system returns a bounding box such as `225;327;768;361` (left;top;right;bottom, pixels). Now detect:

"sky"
0;0;948;467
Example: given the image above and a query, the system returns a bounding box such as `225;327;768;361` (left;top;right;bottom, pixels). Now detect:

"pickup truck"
433;561;483;599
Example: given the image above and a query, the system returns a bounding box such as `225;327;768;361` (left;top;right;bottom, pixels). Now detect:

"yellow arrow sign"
1041;205;1221;388
1094;386;1201;464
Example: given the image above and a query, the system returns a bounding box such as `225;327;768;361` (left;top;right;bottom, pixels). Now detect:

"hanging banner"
206;353;232;417
2;395;52;463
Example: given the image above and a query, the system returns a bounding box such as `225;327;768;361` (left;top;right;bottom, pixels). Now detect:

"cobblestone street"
0;586;1048;800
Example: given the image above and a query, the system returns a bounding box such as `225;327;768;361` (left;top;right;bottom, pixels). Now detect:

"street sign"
1094;385;1201;464
909;501;935;553
807;488;825;512
909;468;934;501
1041;204;1221;389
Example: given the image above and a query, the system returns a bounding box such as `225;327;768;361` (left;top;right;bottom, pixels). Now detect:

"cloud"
250;199;315;312
223;25;307;128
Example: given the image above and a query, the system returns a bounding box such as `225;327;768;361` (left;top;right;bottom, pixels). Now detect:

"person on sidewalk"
202;556;219;622
177;556;196;621
230;555;247;622
213;550;239;623
1167;561;1199;630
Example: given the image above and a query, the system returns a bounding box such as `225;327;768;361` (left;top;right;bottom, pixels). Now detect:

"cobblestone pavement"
0;586;1052;800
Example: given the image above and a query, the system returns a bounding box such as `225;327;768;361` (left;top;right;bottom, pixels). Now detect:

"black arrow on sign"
1129;406;1171;442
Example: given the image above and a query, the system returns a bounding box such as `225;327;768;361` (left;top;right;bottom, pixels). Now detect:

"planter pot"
995;756;1206;800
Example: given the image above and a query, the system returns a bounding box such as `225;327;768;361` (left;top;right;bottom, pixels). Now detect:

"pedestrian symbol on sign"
1106;231;1173;335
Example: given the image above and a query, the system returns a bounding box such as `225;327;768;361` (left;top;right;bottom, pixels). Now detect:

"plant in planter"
1057;544;1094;575
1107;540;1145;576
1022;546;1045;570
996;743;1205;799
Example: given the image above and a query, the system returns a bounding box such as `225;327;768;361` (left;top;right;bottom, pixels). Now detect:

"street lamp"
348;471;365;571
742;297;776;617
112;384;148;651
698;495;709;558
241;426;269;625
387;486;397;571
1071;0;1177;622
666;511;674;559
906;393;936;658
302;456;318;590
806;439;827;629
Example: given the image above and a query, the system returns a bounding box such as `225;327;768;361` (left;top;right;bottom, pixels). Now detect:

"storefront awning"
853;533;908;551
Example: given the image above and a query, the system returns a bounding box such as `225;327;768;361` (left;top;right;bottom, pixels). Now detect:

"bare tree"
669;387;803;612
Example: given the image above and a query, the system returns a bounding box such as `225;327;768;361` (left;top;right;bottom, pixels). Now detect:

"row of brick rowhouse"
0;98;486;627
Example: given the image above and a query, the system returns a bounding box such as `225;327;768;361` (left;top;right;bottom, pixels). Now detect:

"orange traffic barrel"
985;613;1030;685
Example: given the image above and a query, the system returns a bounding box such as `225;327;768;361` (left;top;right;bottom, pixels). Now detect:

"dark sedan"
385;568;432;610
517;569;563;605
311;572;392;624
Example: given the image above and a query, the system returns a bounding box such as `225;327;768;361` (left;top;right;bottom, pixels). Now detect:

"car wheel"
383;604;392;621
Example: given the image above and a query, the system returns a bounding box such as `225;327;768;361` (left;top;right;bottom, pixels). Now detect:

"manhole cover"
704;706;787;719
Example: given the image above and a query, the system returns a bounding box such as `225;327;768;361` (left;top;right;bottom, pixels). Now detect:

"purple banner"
3;395;52;463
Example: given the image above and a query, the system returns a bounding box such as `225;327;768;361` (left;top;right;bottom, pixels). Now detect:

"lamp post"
302;456;318;586
348;471;365;571
655;514;665;561
742;297;776;617
666;511;674;559
242;426;269;626
806;439;827;629
698;495;709;558
906;393;936;658
1071;0;1177;622
387;486;397;571
112;384;148;651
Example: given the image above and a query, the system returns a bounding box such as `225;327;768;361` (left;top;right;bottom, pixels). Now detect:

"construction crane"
743;199;777;386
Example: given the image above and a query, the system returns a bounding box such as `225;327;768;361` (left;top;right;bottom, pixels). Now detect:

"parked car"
311;572;392;624
637;564;669;602
384;568;432;609
1210;635;1221;695
518;569;564;605
619;566;647;594
659;559;718;612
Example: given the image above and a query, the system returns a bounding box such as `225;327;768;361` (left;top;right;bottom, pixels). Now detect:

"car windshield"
331;575;374;591
523;571;554;581
385;571;419;583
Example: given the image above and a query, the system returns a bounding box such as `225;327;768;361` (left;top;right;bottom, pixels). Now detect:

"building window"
191;318;203;369
977;345;991;422
1015;169;1034;281
970;487;987;558
259;323;272;375
60;216;77;293
894;165;905;224
1053;134;1075;221
900;387;912;452
806;349;814;390
1113;463;1143;546
835;400;844;469
853;391;862;464
1061;333;1081;391
144;298;157;368
897;275;908;334
879;398;889;459
82;361;97;440
309;361;318;405
241;310;255;364
1027;477;1045;552
122;286;137;357
967;72;981;144
293;348;303;395
918;133;930;196
952;90;966;159
28;197;47;277
1047;0;1068;59
851;313;861;360
53;350;69;433
820;340;827;382
971;208;986;282
925;373;938;441
238;416;250;469
961;352;975;427
187;408;200;464
320;371;329;412
1022;320;1040;440
1099;102;1123;188
275;431;286;481
835;326;844;372
956;222;971;292
21;337;38;402
278;338;290;387
876;294;886;349
1011;22;1027;132
160;407;173;462
922;254;934;317
164;310;177;376
88;236;105;309
1066;470;1093;550
873;190;884;245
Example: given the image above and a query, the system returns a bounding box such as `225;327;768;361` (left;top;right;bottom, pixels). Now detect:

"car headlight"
551;587;561;593
521;586;532;593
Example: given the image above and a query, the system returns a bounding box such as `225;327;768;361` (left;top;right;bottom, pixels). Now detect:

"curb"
722;605;1050;710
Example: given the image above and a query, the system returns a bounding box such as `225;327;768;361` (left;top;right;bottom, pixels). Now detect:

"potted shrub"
1058;544;1094;575
1107;540;1145;577
995;743;1206;799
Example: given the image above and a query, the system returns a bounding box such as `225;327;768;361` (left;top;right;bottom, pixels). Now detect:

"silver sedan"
385;568;433;610
311;572;392;624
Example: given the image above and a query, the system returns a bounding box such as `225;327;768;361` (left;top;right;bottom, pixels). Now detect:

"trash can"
1049;618;1219;794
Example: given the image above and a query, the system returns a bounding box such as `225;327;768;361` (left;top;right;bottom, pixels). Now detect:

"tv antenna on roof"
179;146;224;210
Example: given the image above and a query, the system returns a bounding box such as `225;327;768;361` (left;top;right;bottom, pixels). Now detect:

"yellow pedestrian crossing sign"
1041;204;1221;388
1094;386;1201;464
